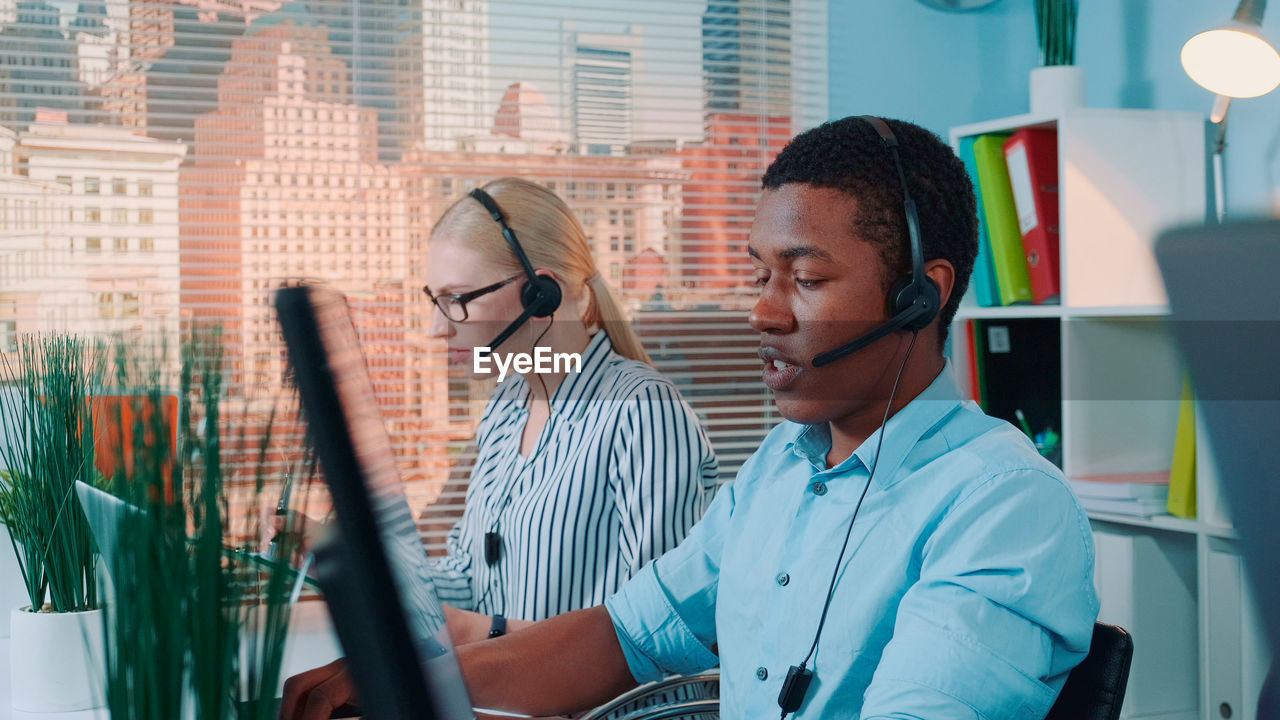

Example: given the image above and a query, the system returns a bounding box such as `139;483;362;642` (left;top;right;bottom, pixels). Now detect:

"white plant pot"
1030;65;1086;116
0;526;28;638
10;605;106;712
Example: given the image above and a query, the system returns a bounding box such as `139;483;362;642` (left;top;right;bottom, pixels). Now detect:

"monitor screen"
276;284;473;720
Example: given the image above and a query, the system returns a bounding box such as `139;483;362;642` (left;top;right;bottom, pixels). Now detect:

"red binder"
1003;129;1060;304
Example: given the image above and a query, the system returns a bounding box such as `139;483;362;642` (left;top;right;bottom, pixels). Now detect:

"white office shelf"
1086;512;1240;540
955;304;1063;320
949;109;1269;720
1087;512;1202;535
1067;305;1171;319
949;112;1058;141
956;305;1170;321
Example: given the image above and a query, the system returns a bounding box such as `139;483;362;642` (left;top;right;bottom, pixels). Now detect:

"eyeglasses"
422;274;522;322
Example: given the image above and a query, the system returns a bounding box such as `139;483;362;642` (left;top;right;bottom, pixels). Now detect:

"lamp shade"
1181;24;1280;98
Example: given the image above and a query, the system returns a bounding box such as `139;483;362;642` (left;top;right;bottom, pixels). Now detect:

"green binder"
972;134;1034;306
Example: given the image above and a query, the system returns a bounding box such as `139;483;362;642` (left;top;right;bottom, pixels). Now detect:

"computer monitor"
274;284;474;720
1156;218;1280;671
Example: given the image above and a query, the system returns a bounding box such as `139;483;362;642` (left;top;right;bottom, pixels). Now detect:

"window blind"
0;0;828;549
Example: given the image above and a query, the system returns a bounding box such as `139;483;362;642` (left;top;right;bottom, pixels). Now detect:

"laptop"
274;284;477;720
75;480;321;597
1156;218;1280;715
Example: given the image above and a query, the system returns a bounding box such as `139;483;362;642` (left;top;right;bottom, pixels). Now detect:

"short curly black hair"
761;116;978;346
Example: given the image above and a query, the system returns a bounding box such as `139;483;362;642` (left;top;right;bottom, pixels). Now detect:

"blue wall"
828;0;1280;215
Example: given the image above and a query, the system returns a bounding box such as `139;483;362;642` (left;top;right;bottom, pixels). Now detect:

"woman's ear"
532;268;561;284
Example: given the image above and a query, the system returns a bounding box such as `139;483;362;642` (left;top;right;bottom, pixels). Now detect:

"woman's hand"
444;605;535;646
258;500;326;559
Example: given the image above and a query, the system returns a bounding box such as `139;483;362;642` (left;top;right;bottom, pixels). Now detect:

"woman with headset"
422;177;719;643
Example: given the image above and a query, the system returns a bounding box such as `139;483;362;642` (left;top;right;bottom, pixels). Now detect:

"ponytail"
583;274;652;366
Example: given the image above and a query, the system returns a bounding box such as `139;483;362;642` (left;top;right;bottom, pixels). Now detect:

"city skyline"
1;0;823;528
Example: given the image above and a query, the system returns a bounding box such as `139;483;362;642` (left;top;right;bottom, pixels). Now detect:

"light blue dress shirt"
605;365;1099;719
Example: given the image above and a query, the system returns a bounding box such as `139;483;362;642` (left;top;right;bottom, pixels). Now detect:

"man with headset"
283;116;1098;719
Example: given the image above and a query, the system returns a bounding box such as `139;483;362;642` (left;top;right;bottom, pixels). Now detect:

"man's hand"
279;658;356;720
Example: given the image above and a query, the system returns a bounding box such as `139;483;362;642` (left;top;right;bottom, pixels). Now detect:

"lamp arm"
1233;0;1266;26
1212;95;1230;224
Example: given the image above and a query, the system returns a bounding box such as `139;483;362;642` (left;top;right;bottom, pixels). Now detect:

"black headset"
468;187;562;351
810;116;942;368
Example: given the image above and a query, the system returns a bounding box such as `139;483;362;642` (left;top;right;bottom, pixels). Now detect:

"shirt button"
776;572;790;586
756;666;768;681
812;481;828;496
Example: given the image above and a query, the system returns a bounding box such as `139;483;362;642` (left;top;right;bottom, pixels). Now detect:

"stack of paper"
1070;472;1170;517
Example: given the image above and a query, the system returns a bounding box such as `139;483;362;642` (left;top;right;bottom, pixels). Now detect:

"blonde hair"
430;177;652;365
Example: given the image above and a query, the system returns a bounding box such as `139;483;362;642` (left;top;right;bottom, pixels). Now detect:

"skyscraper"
701;0;790;115
180;4;448;492
97;2;250;140
564;27;641;155
314;0;424;161
421;0;489;150
676;0;792;293
0;1;85;126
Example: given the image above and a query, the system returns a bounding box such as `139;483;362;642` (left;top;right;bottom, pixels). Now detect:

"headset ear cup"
889;276;942;331
521;276;562;318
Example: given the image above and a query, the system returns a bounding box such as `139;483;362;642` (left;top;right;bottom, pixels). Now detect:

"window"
0;320;16;352
10;0;826;554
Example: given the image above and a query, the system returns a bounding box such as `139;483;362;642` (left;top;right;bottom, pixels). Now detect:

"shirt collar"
782;362;964;488
548;329;615;418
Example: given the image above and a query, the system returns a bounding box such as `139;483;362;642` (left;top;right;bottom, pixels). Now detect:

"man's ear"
924;259;956;311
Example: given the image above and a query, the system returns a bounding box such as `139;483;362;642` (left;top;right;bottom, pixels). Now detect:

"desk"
1;601;344;720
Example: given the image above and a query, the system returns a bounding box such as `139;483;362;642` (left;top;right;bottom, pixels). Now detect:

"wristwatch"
488;613;507;639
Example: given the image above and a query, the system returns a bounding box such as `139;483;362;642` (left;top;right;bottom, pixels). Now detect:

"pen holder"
1035;439;1063;469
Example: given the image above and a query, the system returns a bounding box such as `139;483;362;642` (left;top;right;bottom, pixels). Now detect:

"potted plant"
1030;0;1083;115
0;333;107;712
100;329;309;720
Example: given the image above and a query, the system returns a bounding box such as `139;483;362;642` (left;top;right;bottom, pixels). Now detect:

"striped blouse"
431;330;720;621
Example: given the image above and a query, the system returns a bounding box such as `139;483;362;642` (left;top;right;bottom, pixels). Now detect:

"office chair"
577;671;720;720
578;622;1131;720
1046;622;1134;720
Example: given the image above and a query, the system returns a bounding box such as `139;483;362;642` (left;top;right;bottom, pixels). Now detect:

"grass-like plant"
101;328;308;720
0;333;103;614
1035;0;1078;66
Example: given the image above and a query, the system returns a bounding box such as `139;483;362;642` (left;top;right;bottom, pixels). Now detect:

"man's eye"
752;275;769;287
796;278;823;289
